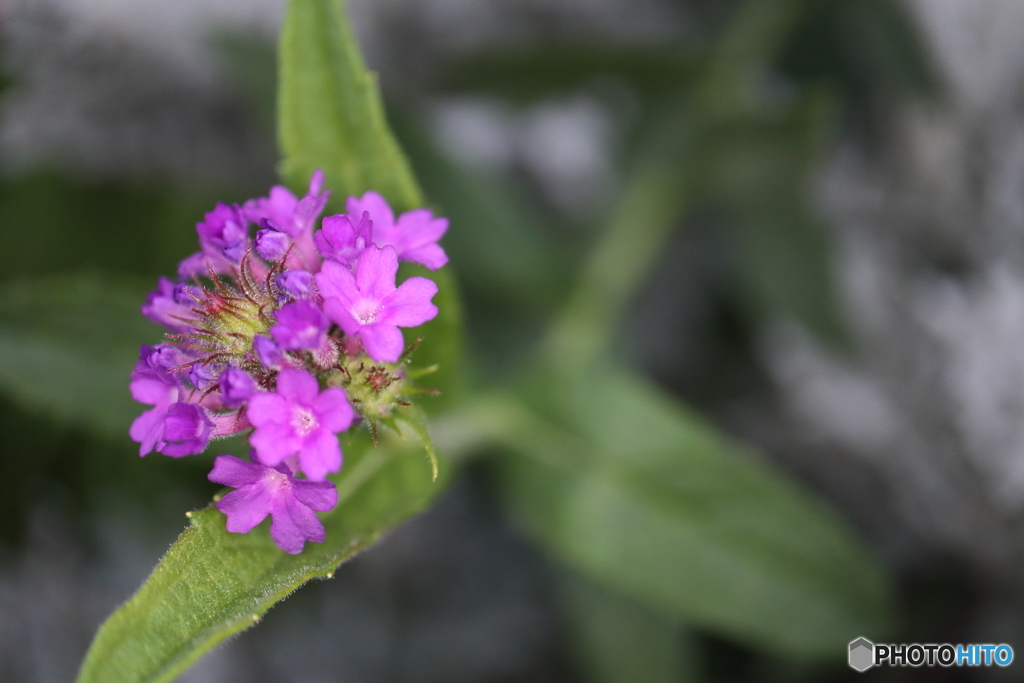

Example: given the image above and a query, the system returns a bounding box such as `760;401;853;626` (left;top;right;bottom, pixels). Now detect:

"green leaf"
560;571;700;683
76;430;446;683
0;274;157;435
278;0;421;211
495;368;893;659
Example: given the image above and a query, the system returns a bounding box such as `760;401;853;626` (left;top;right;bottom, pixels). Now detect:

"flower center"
266;468;289;488
292;406;318;436
351;299;382;325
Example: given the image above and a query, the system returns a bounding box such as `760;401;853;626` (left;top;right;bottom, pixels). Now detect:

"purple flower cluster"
131;172;447;553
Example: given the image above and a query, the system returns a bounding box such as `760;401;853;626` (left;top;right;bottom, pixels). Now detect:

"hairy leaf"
76;431;445;683
278;0;421;212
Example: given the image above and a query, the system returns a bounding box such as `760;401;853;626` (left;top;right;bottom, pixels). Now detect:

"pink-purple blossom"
197;203;248;263
160;402;214;457
141;277;193;333
347;191;449;270
254;220;291;261
247;368;354;480
128;357;180;456
277;270;314;299
209;453;338;554
129;172;448;552
314;211;372;267
143;343;186;371
315;245;438;362
271;300;329;351
254;335;285;369
220;368;257;408
243;170;329;272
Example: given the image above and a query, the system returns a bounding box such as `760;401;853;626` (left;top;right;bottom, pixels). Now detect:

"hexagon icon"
849;637;874;672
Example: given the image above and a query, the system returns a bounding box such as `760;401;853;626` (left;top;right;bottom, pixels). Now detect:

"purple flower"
142;343;186;371
271;300;328;351
177;252;206;279
247;368;354;480
197;203;248;264
244;171;329;271
160;402;214;457
277;270;314;299
254;335;285;369
173;284;200;305
243;171;329;238
347;191;448;270
220;368;257;408
254;220;291;261
314;211;372;267
315;245;438;362
129;356;180;456
208;453;338;554
177;203;250;277
188;361;222;392
141;277;194;333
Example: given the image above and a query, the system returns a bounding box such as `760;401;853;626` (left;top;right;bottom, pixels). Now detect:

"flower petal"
299;430;342;481
129;368;176;405
129;406;165;456
246;392;290;425
359;324;405;363
400;243;448;270
346;190;394;233
381;276;439;327
313;387;354;433
275;368;320;405
217;482;273;534
250;421;301;465
208;454;265;487
268;495;321;554
314;258;358;305
292;478;338;511
392;210;447;246
354;245;398;301
322;297;361;336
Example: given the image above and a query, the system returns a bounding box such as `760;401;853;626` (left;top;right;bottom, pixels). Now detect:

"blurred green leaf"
779;0;937;134
496;368;893;658
0;273;156;435
560;571;699;683
75;430;446;683
704;92;845;342
440;43;694;103
543;113;694;372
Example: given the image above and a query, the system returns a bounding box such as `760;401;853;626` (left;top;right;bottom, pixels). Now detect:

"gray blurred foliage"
3;0;1024;681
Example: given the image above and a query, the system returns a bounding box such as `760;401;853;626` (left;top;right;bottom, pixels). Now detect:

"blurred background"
4;0;1024;681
